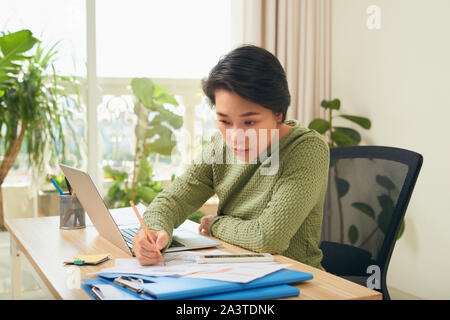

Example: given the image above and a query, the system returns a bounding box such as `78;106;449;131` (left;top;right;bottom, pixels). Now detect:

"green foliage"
132;78;183;158
46;173;69;192
308;98;371;148
103;162;163;208
313;98;405;244
0;30;39;97
0;29;80;230
104;78;182;209
0;30;79;171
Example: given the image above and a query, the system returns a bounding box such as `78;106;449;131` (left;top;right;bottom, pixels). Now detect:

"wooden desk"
5;216;381;300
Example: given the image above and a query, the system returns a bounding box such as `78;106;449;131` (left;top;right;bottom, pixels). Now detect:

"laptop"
60;164;221;256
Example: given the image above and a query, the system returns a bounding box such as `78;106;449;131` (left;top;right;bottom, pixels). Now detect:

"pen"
65;177;72;195
48;175;64;195
129;200;165;265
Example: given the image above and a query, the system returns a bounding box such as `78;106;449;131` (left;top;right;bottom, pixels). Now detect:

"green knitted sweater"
142;119;330;270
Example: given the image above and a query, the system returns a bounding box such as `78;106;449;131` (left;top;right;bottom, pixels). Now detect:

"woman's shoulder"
276;121;330;177
282;120;330;156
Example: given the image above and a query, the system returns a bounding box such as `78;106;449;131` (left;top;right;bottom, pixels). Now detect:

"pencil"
129;200;165;265
48;175;64;195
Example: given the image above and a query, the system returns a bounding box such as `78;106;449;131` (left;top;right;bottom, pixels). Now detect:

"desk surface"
6;216;381;300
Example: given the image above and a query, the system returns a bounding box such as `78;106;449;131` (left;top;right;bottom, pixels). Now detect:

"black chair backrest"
320;146;423;280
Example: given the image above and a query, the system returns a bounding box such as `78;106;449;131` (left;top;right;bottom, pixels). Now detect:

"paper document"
95;250;291;282
184;262;291;283
94;250;214;277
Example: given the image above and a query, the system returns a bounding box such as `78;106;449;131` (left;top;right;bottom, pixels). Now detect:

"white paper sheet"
184;262;292;283
94;250;291;282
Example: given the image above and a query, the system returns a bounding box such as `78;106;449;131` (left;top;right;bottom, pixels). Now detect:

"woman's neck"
278;123;293;140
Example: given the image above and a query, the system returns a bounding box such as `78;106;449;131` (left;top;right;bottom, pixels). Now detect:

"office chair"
319;146;423;300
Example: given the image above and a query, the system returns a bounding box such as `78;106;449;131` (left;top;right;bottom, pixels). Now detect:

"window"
0;0;87;185
1;0;232;209
95;0;231;187
96;0;231;78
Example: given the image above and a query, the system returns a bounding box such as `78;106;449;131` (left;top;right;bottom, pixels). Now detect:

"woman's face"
215;89;283;162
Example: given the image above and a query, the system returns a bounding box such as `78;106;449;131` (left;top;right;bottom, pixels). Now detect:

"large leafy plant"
104;78;182;208
310;98;405;245
104;78;205;223
308;98;371;147
0;30;79;230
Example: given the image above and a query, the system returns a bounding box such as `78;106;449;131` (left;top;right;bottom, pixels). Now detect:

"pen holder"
59;193;86;230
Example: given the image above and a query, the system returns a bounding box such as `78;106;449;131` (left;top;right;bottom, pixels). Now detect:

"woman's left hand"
198;215;218;236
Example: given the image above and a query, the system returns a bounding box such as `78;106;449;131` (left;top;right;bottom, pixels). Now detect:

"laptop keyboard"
120;227;184;250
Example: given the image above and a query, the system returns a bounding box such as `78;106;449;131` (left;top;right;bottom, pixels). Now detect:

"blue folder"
86;268;312;300
191;284;300;300
82;278;300;300
82;278;146;300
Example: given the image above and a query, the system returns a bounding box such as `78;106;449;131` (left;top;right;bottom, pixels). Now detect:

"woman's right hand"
132;229;169;266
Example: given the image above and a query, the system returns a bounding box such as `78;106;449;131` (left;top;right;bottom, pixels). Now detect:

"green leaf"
320;99;340;110
348;225;359;244
308;119;331;134
146;136;177;156
131;78;154;108
151;105;183;129
108;179;124;198
153;83;179;106
136;157;152;184
335;177;350;198
376;175;396;191
103;165;128;181
144;124;177;156
338;115;371;129
136;185;159;204
0;30;39;90
352;202;376;219
329;99;341;110
0;29;38;58
320;100;330;109
331;127;361;147
397;220;405;240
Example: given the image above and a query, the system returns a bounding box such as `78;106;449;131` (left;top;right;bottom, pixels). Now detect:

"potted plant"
103;78;182;208
309;99;404;244
103;78;205;222
0;29;79;230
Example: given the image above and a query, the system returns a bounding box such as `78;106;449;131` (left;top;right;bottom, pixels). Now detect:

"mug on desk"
59;193;86;230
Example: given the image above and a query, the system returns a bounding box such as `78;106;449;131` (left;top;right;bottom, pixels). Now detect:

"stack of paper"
82;264;314;300
94;250;292;283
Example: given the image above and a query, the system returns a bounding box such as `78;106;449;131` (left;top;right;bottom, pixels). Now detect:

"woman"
132;45;330;270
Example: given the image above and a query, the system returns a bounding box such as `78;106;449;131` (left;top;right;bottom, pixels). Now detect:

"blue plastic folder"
82;278;299;300
82;278;145;300
83;269;312;300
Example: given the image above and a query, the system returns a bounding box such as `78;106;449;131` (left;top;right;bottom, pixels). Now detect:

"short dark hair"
202;45;290;122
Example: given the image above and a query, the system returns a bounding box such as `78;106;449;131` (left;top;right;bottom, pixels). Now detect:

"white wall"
331;0;450;299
